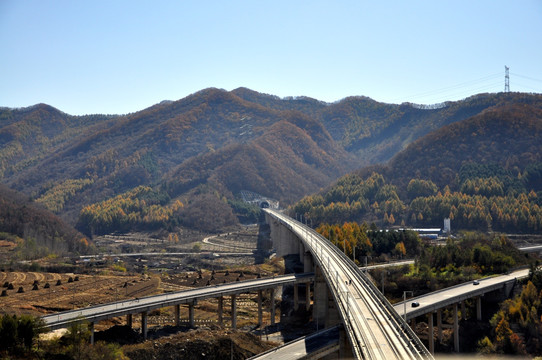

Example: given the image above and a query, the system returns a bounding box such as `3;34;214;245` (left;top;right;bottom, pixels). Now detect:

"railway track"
267;210;432;360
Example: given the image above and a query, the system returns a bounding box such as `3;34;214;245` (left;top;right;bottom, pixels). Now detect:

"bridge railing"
305;223;431;359
267;209;432;359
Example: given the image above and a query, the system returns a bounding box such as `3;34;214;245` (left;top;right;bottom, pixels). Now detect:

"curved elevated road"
42;272;314;331
265;209;432;359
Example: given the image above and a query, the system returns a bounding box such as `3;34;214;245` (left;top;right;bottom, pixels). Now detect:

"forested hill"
293;102;542;233
1;89;542;234
0;184;90;259
164;111;353;205
0;104;117;179
318;92;542;164
385;103;542;190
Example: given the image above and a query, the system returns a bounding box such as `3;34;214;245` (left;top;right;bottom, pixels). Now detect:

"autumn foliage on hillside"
0;185;90;258
293;104;542;233
77;186;182;236
2;90;542;236
478;268;542;356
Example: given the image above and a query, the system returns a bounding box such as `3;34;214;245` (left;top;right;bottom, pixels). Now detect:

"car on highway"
473;280;480;285
411;301;420;307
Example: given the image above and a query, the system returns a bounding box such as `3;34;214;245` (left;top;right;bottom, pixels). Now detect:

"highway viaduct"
42;272;314;343
394;268;528;353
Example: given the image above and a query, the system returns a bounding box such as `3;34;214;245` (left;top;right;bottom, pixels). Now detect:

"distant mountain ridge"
292;102;542;233
1;88;542;234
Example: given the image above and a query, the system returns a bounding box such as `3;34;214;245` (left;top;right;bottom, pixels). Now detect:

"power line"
510;72;542;84
394;72;502;103
513;82;541;92
389;69;540;105
419;81;503;105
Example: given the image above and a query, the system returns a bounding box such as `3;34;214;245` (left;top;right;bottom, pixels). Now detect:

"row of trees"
418;232;524;276
0;314;126;360
36;178;94;213
410;189;542;232
315;221;422;262
77;186;183;236
0;314;44;357
293;170;542;233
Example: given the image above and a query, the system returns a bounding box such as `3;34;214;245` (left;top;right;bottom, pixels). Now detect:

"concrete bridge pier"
174;304;181;326
299;241;305;265
258;290;263;327
313;265;327;329
218;296;224;325
141;311;148;340
437;309;443;343
304;251;314;273
339;328;354;359
89;322;94;344
231;294;237;328
294;284;299;311
453;303;459;352
270;288;276;326
427;312;434;354
305;282;311;311
189;301;196;328
271;219;300;257
126;313;133;328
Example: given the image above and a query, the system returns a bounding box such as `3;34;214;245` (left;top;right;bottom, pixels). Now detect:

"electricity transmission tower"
505;66;510;92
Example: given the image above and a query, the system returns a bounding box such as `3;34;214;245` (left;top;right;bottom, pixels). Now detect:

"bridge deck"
42;272;314;330
266;209;432;360
394;268;529;320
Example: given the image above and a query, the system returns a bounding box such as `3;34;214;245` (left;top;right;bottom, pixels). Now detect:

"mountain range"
1;89;542;238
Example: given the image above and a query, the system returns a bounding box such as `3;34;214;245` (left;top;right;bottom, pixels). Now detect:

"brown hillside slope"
385;103;542;190
166;111;355;204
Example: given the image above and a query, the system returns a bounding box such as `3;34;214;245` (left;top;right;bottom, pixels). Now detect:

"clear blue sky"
1;1;541;115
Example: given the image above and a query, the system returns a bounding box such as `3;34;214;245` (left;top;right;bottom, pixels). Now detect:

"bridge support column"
258;290;263;327
313;266;327;329
89;322;94;345
294;284;299;311
270;288;276;326
325;288;340;328
126;314;133;328
174;304;181;326
218;296;224;326
428;312;434;354
305;282;311;311
189;302;195;328
476;296;482;321
453;303;459;352
141;312;148;340
231;294;237;329
275;223;299;257
437;309;443;343
304;251;313;273
339;328;354;359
